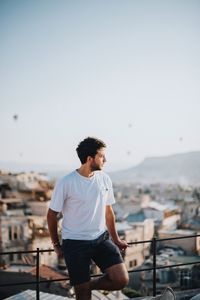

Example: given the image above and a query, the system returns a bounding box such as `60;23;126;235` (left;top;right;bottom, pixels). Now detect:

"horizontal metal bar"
156;260;200;270
157;234;200;242
1;234;200;255
128;239;152;245
0;272;106;287
0;250;46;255
1;260;200;288
0;281;44;287
0;233;200;292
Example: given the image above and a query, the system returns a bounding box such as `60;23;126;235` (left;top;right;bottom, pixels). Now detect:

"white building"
116;220;154;270
143;201;180;230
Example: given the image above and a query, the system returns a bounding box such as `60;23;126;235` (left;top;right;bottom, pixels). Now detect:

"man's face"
90;147;106;171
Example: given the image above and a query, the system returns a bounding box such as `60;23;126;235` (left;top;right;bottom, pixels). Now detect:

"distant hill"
109;151;200;185
1;151;200;184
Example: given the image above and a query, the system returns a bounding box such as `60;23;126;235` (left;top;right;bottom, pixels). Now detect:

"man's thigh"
92;236;123;272
62;239;92;286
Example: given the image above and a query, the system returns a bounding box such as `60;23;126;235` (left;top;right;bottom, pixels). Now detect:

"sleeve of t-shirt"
49;178;66;212
106;175;115;205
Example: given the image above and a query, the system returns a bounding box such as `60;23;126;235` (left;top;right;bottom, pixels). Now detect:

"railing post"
36;248;40;300
152;237;157;297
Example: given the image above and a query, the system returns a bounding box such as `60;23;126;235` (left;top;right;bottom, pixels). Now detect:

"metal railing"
0;234;200;299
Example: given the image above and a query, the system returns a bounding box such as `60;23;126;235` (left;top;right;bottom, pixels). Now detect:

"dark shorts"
62;231;123;286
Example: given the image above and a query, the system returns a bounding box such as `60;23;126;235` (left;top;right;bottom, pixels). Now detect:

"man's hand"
53;244;63;258
114;239;129;251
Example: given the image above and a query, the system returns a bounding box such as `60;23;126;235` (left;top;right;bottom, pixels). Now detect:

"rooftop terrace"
0;234;200;300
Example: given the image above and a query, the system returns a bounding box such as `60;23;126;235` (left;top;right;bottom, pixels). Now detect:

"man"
47;137;129;300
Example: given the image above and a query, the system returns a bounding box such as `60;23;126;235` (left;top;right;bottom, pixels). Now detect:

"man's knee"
113;273;129;289
108;269;129;289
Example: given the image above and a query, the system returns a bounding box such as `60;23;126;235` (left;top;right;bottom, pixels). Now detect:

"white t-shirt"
49;170;115;240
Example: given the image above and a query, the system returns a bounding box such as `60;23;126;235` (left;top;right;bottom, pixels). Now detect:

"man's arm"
47;208;62;257
105;205;129;250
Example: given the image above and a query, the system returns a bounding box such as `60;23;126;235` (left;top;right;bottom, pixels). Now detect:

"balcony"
0;234;200;300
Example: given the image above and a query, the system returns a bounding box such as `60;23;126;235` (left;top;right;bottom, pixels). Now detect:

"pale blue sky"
0;0;200;171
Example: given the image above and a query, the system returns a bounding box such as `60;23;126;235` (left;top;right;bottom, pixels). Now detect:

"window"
133;259;137;266
13;226;18;240
8;226;12;240
9;253;14;262
129;259;137;268
20;225;23;239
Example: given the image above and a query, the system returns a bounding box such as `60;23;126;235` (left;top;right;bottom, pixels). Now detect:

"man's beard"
91;161;102;171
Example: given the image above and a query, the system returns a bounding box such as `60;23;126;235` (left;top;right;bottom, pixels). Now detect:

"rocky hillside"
110;151;200;184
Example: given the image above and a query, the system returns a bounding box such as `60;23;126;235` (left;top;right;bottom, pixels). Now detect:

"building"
0;198;31;266
143;201;180;230
158;229;200;255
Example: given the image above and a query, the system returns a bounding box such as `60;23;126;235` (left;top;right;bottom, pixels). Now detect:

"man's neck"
77;165;94;178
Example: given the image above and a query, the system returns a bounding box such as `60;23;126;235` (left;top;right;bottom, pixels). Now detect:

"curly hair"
76;137;106;164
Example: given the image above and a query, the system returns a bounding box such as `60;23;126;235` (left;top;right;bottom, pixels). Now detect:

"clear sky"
0;0;200;171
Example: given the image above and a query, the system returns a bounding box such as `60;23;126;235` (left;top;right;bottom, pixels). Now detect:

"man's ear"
86;156;93;163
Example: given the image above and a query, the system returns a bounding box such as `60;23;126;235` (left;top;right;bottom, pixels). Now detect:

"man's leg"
74;263;128;300
90;262;129;291
74;281;91;300
90;232;129;292
62;239;92;300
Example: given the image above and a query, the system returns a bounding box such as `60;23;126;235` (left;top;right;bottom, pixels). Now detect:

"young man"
47;137;129;300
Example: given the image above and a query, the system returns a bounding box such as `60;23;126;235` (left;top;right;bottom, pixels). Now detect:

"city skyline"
1;0;200;172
